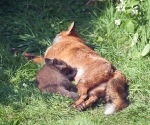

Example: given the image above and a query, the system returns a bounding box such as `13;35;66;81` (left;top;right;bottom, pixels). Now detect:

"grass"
0;0;150;124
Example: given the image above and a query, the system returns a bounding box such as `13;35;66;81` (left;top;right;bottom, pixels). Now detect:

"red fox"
23;22;129;114
36;58;79;100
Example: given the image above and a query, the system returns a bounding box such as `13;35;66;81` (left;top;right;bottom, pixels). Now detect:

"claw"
76;103;85;111
70;104;76;108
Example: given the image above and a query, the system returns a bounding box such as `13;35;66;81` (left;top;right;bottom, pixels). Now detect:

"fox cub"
36;58;79;100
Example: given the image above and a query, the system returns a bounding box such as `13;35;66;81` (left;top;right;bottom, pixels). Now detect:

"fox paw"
76;103;85;111
70;104;76;108
70;103;85;111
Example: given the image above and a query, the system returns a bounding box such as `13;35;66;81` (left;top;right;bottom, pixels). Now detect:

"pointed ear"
66;22;76;35
45;58;54;65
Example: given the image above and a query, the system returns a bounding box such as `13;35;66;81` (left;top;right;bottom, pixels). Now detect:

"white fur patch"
104;103;116;115
53;35;62;44
74;68;84;83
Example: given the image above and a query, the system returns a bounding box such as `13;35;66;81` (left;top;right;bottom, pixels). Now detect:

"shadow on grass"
0;41;39;107
0;0;113;52
0;0;113;107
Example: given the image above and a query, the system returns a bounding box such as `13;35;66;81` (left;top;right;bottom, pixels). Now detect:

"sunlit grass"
0;0;150;124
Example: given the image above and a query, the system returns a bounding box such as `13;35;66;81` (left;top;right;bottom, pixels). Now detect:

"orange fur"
23;22;129;114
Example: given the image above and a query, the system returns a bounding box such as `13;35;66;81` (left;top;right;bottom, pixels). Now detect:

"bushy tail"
104;70;129;114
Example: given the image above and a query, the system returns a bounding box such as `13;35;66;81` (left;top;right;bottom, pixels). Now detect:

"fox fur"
36;58;79;100
23;22;129;114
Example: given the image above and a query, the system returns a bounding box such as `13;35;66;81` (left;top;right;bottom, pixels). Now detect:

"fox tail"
104;70;129;114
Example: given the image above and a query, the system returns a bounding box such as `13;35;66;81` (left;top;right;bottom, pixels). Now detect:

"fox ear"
45;58;55;65
67;22;75;35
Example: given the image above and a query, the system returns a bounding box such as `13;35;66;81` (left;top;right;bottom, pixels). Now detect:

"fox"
36;58;79;100
22;22;129;114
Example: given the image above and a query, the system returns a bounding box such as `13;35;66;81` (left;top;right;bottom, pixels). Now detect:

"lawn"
0;0;150;124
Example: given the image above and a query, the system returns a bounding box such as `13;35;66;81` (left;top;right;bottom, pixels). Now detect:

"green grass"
0;0;150;124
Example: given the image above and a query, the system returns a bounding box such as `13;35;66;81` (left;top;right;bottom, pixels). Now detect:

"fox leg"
71;63;114;110
71;81;89;108
11;48;44;63
76;95;99;111
57;87;79;100
23;52;44;63
75;83;106;111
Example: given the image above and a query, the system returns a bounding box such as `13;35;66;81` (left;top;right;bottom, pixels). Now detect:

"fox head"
53;22;84;44
45;58;76;76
